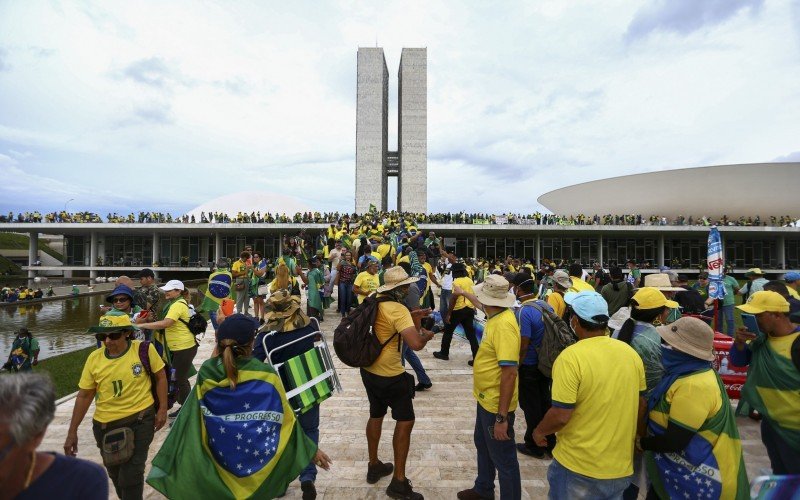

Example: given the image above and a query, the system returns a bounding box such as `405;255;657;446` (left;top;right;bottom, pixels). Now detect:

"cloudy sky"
0;0;798;216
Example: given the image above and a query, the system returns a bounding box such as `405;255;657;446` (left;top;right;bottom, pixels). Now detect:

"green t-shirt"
722;275;739;306
307;267;323;310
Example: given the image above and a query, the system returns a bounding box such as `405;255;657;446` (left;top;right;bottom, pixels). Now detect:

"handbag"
257;284;270;296
101;427;135;466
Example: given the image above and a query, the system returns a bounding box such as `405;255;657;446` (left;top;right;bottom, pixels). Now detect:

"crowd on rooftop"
1;210;796;227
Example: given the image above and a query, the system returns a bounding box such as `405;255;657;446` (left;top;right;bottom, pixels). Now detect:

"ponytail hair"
275;263;290;290
219;339;253;390
616;299;667;344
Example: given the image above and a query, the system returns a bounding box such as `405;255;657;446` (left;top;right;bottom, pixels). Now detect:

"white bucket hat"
475;274;516;308
376;266;419;293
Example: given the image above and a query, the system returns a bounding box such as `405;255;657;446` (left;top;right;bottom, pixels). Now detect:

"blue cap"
564;291;609;324
217;314;258;346
106;284;135;303
784;271;800;283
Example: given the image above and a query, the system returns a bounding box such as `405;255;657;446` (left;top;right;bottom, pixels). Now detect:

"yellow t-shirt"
354;271;380;304
473;308;520;414
551;336;646;479
231;259;246;276
770;331;800;361
397;255;410;265
568;277;595;293
547;292;567;318
788;287;799;300
364;299;414;377
164;299;197;351
376;243;392;260
79;340;165;423
453;277;475;311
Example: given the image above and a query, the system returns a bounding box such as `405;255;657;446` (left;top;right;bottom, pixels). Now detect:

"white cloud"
0;0;797;216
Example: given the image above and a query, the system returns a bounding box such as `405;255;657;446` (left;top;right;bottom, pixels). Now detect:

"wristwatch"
495;413;507;424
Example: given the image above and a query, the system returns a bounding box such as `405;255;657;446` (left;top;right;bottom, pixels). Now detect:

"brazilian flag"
147;357;316;499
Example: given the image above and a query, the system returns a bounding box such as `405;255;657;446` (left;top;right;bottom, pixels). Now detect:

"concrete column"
535;234;541;268
597;234;603;267
215;232;223;264
778;236;786;269
657;235;665;269
89;232;98;281
152;232;160;267
27;232;38;279
473;233;478;260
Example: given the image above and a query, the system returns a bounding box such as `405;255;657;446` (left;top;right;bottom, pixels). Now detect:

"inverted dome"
186;191;313;218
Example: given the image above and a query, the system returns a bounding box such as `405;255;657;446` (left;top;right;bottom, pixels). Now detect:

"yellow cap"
632;287;679;310
736;291;790;314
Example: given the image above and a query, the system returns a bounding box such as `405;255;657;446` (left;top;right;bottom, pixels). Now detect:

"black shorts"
360;369;415;421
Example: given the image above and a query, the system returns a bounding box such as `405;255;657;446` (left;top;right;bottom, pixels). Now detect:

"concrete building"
355;47;427;213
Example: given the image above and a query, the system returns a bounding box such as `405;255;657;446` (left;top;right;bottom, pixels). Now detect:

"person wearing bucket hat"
253;293;328;498
545;270;572;319
103;284;144;338
730;291;800;474
136;279;197;416
359;266;433;500
66;312;168;499
451;274;522;500
533;291;645;500
614;287;678;396
638;317;749;499
738;268;769;301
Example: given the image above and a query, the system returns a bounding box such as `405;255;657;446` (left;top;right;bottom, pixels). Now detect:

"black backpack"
519;301;577;378
180;313;208;336
333;295;399;367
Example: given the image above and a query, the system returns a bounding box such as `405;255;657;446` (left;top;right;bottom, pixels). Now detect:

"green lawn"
34;346;95;399
0;254;22;275
0;232;64;262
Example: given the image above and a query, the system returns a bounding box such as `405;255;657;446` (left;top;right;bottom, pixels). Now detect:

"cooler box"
711;332;748;400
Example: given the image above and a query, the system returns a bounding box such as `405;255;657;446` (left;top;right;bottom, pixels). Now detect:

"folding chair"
260;318;342;415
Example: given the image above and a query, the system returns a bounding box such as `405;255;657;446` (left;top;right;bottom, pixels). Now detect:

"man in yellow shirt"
353;259;380;304
433;263;479;365
452;274;521;500
567;263;594;293
533;290;646;499
360;267;434;499
547;270;572;319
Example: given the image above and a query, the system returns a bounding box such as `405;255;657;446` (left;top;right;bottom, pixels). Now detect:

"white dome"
186;191;313;218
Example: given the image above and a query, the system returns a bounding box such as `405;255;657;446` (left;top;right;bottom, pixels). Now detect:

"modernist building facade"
355;47;427;213
3;223;798;280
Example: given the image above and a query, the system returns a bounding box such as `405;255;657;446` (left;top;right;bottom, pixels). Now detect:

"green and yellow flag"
147;357;316;499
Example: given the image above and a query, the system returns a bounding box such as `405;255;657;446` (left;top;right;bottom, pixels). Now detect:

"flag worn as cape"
147;357;316;499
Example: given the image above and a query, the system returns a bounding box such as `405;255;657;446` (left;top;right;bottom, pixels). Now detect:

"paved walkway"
41;293;771;499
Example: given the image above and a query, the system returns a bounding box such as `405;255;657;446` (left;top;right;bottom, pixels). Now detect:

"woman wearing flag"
147;313;330;499
638;317;748;499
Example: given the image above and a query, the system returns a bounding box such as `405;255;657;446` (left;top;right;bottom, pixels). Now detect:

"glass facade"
542;237;598;265
476;237;536;261
725;239;778;269
102;236;153;266
663;238;705;269
787;239;800;269
64;235;87;265
158;236;214;267
603;238;657;267
222;236;281;263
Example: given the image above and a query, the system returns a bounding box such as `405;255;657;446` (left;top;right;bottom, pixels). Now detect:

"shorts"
359;369;415;421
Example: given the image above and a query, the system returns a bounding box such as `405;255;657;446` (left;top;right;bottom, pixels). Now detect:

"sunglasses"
112;296;130;303
95;331;125;342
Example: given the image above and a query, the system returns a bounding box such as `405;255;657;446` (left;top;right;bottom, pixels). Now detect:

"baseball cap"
564;291;609;324
137;268;155;279
159;279;185;292
217;314;259;345
632;287;679;310
784;271;800;283
736;291;790;314
552;270;573;290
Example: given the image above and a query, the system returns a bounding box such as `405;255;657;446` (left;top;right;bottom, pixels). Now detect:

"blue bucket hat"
106;284;135;304
564;290;610;324
784;271;800;283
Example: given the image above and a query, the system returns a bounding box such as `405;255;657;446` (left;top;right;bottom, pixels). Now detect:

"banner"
494;216;508;225
706;226;725;300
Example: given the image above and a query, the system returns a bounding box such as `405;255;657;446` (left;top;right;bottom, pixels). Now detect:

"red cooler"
711;332;748;399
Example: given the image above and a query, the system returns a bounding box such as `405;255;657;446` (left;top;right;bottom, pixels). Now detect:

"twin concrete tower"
355;48;427;213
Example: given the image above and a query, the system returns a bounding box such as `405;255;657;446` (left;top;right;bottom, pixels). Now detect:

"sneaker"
414;382;432;392
516;443;546;459
386;477;423;500
432;351;449;361
300;480;316;500
457;488;493;500
366;460;394;484
467;359;474;367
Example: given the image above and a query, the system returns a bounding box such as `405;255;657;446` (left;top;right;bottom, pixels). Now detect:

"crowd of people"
2;209;796;227
3;221;800;499
0;285;53;303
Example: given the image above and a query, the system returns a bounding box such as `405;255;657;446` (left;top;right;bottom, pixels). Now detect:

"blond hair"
218;339;253;390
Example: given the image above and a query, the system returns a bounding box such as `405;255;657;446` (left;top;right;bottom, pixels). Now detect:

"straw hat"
475;274;516;308
376;266;419;293
264;289;310;332
656;316;715;361
642;273;684;292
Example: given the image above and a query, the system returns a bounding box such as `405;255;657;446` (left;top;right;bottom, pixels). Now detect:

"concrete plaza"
40;294;770;499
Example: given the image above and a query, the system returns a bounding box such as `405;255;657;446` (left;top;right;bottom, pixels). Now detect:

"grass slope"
0;232;64;262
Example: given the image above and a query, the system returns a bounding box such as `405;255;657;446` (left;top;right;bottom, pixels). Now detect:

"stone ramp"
40;302;770;499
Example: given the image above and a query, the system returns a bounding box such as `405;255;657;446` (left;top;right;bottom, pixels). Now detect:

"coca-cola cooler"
711;332;748;399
